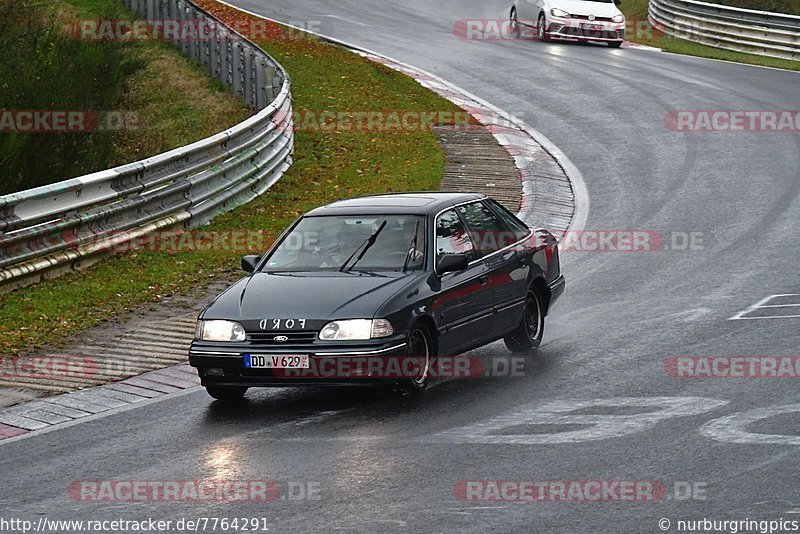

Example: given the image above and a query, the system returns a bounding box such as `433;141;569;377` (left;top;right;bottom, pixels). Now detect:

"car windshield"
263;215;426;272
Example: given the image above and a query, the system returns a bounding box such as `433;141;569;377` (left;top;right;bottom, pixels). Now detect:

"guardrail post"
243;45;255;108
177;1;189;53
210;27;221;82
256;58;274;109
199;14;210;69
232;43;244;99
220;41;231;87
187;6;198;62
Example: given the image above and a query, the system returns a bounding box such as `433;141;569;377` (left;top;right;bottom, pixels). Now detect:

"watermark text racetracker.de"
0;110;139;133
15;229;705;256
0;516;270;533
666;356;800;379
666;110;800;132
0;354;533;382
451;18;659;41
67;479;320;502
454;480;708;502
283;110;500;132
553;230;704;253
0;355;99;381
266;355;528;380
68;18;321;42
9;230;275;258
0;354;187;382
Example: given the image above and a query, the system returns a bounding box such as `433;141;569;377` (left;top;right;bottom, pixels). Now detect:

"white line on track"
322;14;371;28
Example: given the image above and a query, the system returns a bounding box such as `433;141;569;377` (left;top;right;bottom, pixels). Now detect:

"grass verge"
623;0;800;71
711;0;800;15
0;0;250;194
0;0;465;355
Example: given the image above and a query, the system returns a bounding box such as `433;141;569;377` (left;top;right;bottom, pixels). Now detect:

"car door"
432;208;494;355
522;0;543;24
458;201;530;337
518;0;533;24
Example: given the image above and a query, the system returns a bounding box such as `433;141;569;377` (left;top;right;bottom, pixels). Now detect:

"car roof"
305;192;487;217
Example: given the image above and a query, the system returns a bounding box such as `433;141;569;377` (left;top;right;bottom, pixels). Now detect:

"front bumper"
547;18;625;43
189;338;410;387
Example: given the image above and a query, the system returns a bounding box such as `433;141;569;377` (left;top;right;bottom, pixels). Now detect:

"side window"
458;201;517;256
485;199;531;242
436;209;476;262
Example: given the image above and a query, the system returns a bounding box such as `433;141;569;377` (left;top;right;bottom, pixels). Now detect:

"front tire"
510;8;520;37
504;289;545;352
609;41;623;48
404;323;433;391
206;386;248;402
537;13;550;42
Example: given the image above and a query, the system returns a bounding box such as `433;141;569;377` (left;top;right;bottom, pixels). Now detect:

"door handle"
478;274;489;285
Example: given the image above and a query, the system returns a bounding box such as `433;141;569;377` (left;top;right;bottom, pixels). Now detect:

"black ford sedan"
190;193;564;400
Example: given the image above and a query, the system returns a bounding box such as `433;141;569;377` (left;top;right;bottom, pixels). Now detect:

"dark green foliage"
0;0;143;194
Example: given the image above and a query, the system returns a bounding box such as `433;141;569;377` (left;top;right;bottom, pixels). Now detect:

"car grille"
557;27;622;40
247;331;318;345
570;15;614;22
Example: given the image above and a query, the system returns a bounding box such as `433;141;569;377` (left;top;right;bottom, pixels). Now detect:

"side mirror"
437;254;469;275
614;0;622;5
241;255;261;273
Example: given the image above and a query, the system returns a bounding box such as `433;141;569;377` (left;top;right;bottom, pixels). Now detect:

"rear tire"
537;13;550;42
504;289;545;353
206;386;248;402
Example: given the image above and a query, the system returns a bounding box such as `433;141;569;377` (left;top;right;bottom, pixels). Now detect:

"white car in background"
510;0;626;47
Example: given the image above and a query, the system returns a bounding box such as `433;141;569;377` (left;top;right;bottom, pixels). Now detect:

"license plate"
245;354;310;369
582;24;604;32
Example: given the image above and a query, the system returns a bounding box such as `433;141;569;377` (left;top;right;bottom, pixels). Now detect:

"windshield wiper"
401;220;421;272
340;220;388;272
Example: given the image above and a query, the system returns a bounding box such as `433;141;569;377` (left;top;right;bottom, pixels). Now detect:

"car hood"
553;0;620;17
202;271;421;321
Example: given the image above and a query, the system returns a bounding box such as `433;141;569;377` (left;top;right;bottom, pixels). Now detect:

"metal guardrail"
0;0;294;291
649;0;800;60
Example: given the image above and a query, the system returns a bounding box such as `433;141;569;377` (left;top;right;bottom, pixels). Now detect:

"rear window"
458;201;522;257
485;199;531;241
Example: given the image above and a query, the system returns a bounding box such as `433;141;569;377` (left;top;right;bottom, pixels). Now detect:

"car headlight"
319;319;394;341
550;8;570;18
612;14;625;23
196;320;246;342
